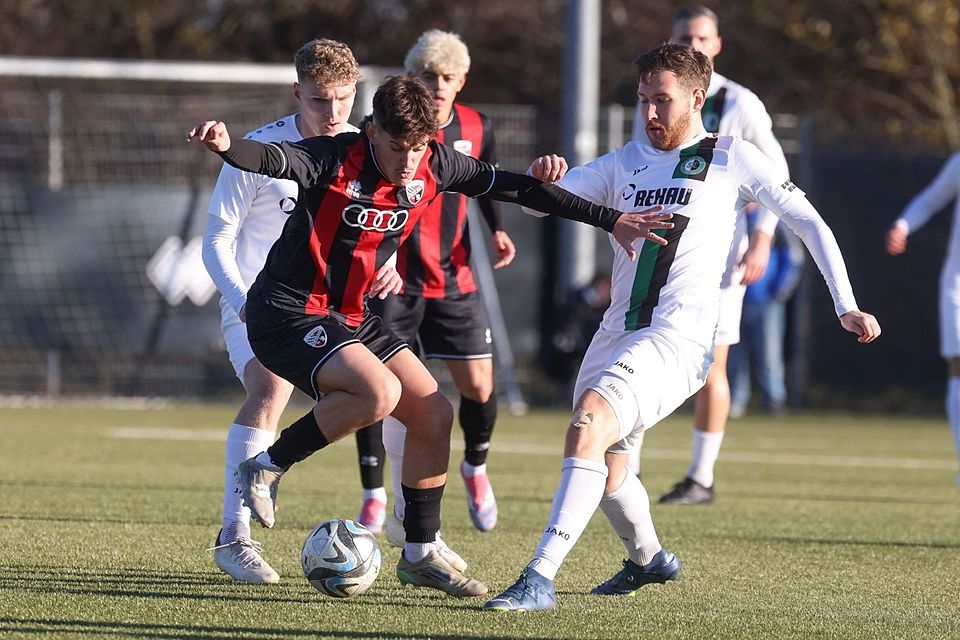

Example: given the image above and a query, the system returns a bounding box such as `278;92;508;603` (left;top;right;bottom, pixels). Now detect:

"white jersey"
895;151;960;283
555;132;858;347
203;115;359;314
635;71;789;249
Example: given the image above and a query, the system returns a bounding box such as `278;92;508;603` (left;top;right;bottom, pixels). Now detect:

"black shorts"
370;290;493;360
245;301;408;401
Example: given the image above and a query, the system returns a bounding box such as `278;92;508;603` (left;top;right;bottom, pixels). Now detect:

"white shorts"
220;297;255;384
715;283;746;346
573;327;712;454
940;276;960;358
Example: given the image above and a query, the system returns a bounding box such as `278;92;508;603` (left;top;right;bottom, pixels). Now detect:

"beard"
647;110;692;151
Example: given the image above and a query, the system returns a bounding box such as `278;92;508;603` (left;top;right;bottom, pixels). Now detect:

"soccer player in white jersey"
484;42;880;612
639;5;794;505
886;151;960;485
202;39;390;583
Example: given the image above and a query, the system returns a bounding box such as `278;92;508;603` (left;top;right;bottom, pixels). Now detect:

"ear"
692;87;707;112
365;119;377;140
455;73;467;93
293;82;302;102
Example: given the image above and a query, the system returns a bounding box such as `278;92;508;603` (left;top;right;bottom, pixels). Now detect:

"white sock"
363;487;387;503
528;457;608;581
947;378;960;468
686;428;725;488
461;461;487;477
222;423;275;542
382;416;407;520
600;470;661;566
402;542;436;563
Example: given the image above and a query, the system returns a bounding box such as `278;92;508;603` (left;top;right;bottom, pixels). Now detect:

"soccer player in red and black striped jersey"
362;31;515;546
187;75;672;598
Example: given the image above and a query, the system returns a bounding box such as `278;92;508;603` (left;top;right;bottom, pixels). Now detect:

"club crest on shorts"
453;139;473;156
404;180;425;205
303;325;328;348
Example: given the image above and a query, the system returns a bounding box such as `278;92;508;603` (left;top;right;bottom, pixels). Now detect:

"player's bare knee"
407;393;453;441
368;374;402;422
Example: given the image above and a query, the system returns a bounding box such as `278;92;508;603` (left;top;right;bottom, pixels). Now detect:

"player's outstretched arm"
840;311;881;344
187;120;231;152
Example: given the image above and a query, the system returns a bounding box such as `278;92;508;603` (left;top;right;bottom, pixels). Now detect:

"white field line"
106;427;956;471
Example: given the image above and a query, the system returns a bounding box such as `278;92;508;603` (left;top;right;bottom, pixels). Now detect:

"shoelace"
207;536;266;568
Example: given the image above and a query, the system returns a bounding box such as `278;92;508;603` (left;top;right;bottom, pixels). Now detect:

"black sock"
355;421;385;489
266;410;329;469
401;484;444;543
460;395;497;466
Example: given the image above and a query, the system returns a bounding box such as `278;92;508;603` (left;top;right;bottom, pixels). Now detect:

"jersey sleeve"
895;152;960;234
217;136;339;188
202;162;263;314
476;114;505;232
736;92;790;237
731;139;858;316
201;214;248;315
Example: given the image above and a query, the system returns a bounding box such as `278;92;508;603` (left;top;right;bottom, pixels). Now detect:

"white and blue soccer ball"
300;518;381;598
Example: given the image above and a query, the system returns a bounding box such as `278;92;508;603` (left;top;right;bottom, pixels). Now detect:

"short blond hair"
295;38;360;88
404;29;471;76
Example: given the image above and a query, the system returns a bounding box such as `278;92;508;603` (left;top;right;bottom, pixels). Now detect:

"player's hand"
527;154;568;182
885;225;908;255
369;263;403;299
491;230;516;269
739;232;772;285
186;120;231;153
840;310;881;344
612;206;673;261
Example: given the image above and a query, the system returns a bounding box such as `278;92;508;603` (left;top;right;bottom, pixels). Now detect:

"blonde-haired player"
364;30;516;551
203;39;388;583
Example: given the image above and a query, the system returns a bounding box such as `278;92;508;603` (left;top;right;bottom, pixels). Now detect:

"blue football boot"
591;549;681;596
483;567;557;612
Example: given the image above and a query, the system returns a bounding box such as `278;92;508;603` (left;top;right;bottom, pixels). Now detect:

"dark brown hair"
633;42;712;92
371;75;439;144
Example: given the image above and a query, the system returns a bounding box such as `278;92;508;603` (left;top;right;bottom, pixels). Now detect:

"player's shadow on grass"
0;618;539;640
715;490;957;506
714;534;960;550
0;565;501;615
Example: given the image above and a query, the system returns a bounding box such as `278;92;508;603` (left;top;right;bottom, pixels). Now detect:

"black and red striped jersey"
217;131;627;328
240;131;498;327
397;104;503;298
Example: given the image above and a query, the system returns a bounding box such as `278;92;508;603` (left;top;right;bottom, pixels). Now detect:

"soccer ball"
300;518;381;598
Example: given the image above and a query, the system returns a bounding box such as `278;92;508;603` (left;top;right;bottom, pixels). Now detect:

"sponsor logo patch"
453;139;473;156
341;204;409;232
303;325;328;348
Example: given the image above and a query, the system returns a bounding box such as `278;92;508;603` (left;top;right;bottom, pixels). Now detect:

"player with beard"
188;75;672;599
484;43;880;612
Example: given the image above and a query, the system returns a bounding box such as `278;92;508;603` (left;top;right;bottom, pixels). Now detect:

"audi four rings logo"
341;204;409;232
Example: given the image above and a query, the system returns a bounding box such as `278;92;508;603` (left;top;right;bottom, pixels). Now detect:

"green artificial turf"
1;403;957;639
